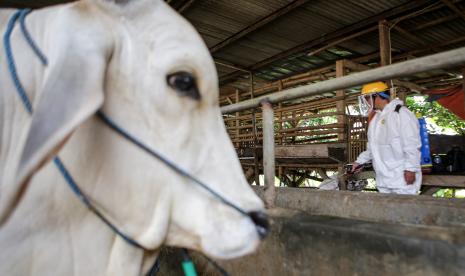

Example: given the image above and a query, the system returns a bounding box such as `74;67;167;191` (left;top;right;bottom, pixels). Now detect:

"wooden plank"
275;145;329;158
422;175;465;188
277;123;345;134
241;163;339;169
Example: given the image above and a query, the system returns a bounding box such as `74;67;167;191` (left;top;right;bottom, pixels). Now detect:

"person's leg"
392;185;420;195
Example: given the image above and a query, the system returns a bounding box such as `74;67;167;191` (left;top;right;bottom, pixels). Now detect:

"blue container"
418;116;432;171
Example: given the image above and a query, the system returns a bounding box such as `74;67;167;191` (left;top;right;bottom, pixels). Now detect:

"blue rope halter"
4;8;242;276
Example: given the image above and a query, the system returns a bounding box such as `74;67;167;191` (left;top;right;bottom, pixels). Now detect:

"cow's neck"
0;159;153;275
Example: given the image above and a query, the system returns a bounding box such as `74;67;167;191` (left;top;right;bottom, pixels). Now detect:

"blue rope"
19;9;48;65
53;158;144;248
4;10;33;114
97;111;249;217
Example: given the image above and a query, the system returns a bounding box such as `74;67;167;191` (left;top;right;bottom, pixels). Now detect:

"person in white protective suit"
352;82;422;194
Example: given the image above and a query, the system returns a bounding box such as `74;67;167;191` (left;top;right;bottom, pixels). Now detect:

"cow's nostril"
248;211;270;239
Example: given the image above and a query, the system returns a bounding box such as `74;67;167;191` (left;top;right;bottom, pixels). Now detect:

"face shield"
358;94;374;116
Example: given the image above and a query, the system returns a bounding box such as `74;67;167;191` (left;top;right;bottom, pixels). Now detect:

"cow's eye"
167;71;201;100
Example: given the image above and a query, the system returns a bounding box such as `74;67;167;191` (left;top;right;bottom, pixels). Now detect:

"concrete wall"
158;209;465;276
158;188;465;275
254;187;465;226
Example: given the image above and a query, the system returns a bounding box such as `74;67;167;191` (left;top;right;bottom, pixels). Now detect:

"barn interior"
2;0;465;275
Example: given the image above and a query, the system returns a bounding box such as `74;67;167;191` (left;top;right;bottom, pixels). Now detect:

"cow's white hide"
0;0;265;275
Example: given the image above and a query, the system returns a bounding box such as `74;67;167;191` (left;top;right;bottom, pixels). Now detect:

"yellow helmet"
361;82;388;95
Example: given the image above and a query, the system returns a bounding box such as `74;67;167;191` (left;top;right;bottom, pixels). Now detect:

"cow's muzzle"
248;211;269;239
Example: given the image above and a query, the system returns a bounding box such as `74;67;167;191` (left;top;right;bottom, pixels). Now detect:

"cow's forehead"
130;9;216;80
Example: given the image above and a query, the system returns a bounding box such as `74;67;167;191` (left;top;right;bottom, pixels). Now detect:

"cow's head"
12;0;267;260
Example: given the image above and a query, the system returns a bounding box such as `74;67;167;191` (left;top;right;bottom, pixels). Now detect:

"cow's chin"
199;216;260;259
165;214;260;260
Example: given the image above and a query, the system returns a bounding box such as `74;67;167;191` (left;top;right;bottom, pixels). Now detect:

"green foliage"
275;108;338;143
405;96;465;135
299;115;337;127
299;108;337;127
433;189;465;198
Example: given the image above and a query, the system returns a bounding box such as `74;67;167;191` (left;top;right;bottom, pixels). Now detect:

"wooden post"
335;60;347;142
379;19;391;67
336;60;347;188
379;19;406;101
262;100;276;208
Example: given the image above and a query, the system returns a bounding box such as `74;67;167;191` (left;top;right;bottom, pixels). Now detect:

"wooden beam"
441;0;465;22
378;19;391;67
393;26;429;46
306;26;377;58
316;168;329;180
209;0;311;53
215;59;250;73
304;174;323;182
178;0;195;13
422;175;465;188
410;14;459;31
392;80;425;93
394;35;465;60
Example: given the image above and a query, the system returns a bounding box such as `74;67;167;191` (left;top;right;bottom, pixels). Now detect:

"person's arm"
399;109;421;183
352;143;372;172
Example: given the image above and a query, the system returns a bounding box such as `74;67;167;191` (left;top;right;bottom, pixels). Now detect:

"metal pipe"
221;47;465;114
250;72;260;186
261;100;276;208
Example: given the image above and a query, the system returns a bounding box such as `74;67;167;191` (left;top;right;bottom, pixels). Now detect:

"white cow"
0;0;267;275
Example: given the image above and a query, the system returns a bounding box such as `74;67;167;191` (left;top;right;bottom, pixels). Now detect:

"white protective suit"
356;99;422;194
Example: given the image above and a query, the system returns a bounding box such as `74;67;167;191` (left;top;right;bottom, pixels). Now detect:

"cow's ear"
14;39;110;188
